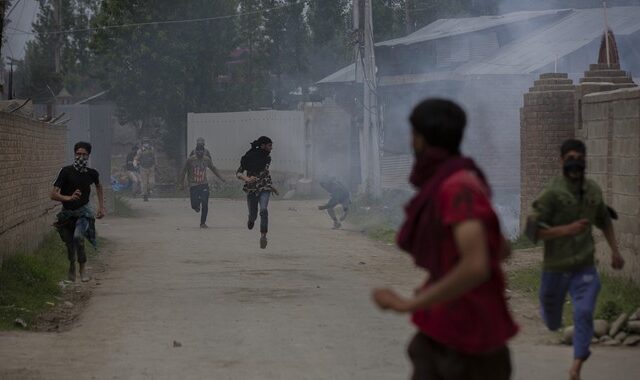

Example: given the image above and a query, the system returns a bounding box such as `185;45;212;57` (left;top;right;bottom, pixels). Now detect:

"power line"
5;2;300;37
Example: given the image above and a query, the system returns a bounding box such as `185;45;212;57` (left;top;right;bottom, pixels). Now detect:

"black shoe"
200;223;208;229
193;207;200;213
143;194;149;202
247;220;255;230
332;221;342;230
260;236;268;249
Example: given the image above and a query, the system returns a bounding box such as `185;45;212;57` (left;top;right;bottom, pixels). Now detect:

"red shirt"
411;170;518;354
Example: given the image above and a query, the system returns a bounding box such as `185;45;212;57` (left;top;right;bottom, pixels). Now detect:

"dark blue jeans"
247;191;270;233
190;184;210;225
540;266;601;360
58;217;90;264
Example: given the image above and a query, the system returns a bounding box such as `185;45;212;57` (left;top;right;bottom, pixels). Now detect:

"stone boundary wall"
0;113;66;262
582;87;640;283
520;73;576;229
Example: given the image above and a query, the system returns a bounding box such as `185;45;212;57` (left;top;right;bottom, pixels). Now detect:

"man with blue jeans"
51;141;106;282
237;136;278;249
247;191;271;237
527;139;625;380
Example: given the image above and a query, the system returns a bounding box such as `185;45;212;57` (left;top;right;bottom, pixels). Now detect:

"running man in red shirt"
373;99;518;380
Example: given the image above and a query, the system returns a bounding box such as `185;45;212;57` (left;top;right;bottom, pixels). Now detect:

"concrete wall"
304;99;354;187
0;113;66;261
187;110;305;175
582;87;640;283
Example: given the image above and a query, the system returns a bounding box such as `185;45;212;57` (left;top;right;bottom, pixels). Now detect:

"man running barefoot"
236;136;278;249
526;139;625;380
179;145;226;228
51;141;106;282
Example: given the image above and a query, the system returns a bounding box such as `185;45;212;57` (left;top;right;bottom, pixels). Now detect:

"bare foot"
569;359;583;380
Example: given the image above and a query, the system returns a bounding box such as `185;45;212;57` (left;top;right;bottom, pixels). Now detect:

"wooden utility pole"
363;0;381;197
405;0;414;34
54;0;62;74
353;0;381;197
0;1;6;52
603;1;611;68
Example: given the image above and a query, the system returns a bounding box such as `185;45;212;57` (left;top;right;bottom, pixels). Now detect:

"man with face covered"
372;99;517;380
526;139;625;380
236;136;278;249
189;137;212;160
179;145;226;228
51;141;105;282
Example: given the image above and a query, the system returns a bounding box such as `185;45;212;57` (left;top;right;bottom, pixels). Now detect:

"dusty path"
1;198;638;380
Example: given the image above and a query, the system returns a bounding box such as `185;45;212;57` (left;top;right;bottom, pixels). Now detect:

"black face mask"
563;158;586;179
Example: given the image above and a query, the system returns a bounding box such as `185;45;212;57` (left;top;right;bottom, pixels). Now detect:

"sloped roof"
318;6;640;84
377;9;569;47
460;7;640;75
317;63;357;85
56;88;72;98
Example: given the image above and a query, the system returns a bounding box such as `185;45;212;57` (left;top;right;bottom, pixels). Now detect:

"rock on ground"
609;313;628;337
593;319;609;337
600;335;613;343
563;326;574;345
623;335;640;347
614;332;628;342
627;321;640;334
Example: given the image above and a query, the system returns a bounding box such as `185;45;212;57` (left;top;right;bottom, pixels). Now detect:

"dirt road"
1;198;638;380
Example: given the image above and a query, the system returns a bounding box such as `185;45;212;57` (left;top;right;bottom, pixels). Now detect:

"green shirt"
529;175;611;272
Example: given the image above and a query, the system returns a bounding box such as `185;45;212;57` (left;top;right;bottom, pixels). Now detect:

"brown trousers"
408;332;512;380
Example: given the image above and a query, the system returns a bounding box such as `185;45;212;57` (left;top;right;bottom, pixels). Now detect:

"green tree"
307;0;351;80
91;0;239;158
263;0;309;108
14;0;100;101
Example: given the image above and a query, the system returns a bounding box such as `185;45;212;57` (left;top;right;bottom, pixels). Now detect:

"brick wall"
0;113;66;261
582;87;640;283
520;73;576;229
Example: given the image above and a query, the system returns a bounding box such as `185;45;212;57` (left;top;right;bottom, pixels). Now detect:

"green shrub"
0;234;68;330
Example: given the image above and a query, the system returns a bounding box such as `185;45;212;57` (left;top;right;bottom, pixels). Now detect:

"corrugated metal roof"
317;63;357;84
459;7;640;75
318;7;640;84
381;154;413;190
377;9;569;47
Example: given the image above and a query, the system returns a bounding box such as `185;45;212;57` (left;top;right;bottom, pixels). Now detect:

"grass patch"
113;194;136;217
508;264;640;324
367;226;397;244
347;189;411;244
0;233;68;330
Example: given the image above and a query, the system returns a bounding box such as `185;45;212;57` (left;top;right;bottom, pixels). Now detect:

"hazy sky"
2;0;39;62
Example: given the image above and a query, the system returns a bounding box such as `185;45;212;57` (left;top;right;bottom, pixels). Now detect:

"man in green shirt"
526;139;625;380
